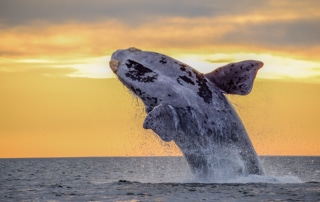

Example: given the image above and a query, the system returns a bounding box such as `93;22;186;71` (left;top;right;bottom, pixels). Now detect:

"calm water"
1;156;319;201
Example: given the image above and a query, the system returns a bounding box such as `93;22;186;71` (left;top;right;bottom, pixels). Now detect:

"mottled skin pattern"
109;47;264;180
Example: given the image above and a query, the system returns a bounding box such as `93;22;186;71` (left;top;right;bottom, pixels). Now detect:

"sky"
0;0;320;158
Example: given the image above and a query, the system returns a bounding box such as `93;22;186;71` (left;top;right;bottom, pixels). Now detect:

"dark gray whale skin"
109;47;264;180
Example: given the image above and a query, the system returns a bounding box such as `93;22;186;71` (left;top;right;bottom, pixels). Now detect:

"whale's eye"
125;59;158;83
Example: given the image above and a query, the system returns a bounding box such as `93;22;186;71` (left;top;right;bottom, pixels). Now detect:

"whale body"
109;47;264;180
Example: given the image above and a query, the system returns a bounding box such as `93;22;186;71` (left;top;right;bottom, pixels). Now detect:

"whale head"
110;47;214;113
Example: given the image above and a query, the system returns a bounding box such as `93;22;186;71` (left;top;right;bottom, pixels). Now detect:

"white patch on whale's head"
110;47;212;112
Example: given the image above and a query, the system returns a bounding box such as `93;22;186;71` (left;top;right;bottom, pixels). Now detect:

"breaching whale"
109;47;264;180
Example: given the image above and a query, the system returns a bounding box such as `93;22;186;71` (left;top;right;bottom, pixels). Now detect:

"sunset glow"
1;0;319;157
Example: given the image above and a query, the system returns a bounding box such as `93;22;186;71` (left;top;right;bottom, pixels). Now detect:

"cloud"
206;59;235;64
1;0;319;79
1;0;319;52
0;0;215;26
0;58;79;77
1;14;319;57
2;0;318;26
222;19;320;48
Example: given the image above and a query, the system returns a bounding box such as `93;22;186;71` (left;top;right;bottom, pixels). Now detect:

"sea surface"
1;156;319;201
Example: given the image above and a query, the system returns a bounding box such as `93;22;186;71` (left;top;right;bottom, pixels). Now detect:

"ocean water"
1;156;319;201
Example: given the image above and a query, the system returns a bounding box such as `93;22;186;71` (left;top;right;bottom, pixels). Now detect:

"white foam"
191;174;302;184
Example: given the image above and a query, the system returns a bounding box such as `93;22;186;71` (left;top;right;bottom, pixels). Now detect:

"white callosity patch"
109;59;119;73
109;47;264;180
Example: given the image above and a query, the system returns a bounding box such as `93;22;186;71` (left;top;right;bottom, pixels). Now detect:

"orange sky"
1;0;320;157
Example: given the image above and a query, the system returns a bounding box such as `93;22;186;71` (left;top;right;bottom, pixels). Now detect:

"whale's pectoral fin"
143;104;180;142
205;60;263;95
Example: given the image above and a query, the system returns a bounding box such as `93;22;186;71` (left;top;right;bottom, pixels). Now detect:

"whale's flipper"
143;104;180;142
205;60;263;95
